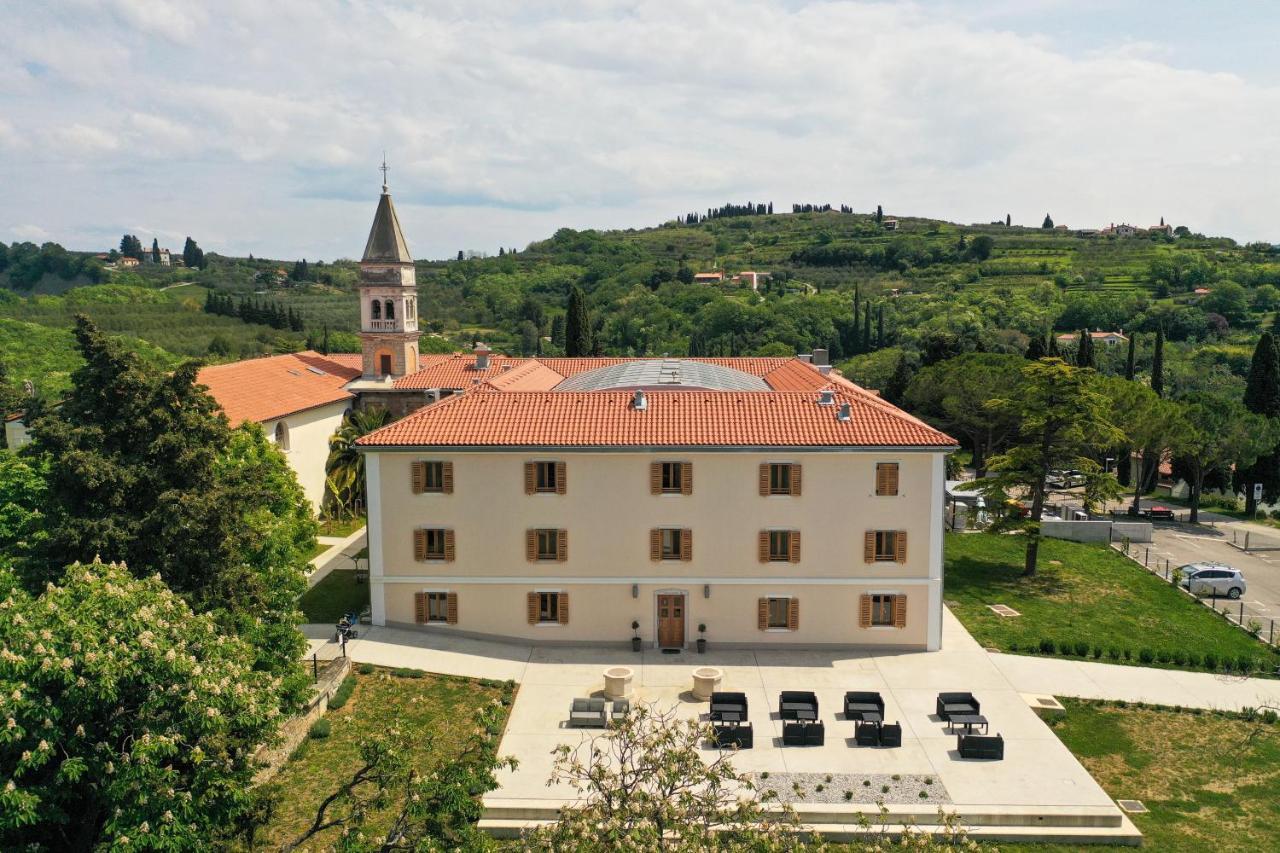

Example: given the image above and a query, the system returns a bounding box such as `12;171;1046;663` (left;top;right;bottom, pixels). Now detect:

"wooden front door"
657;594;685;648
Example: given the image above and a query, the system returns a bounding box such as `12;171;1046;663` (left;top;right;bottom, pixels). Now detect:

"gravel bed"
748;772;951;805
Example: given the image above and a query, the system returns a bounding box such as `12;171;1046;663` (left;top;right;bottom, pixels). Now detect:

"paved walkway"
990;651;1280;712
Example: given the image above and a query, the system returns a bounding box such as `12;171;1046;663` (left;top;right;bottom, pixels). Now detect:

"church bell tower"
359;161;419;379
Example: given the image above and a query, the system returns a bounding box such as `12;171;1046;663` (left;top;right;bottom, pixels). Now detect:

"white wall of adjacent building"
262;400;350;515
364;447;948;649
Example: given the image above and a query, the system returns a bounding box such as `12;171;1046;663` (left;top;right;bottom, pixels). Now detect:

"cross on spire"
380;153;389;193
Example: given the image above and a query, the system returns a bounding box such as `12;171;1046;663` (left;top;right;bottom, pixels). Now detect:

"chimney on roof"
836;402;851;422
811;348;829;367
473;342;491;370
633;389;647;410
797;353;813;364
817;389;835;406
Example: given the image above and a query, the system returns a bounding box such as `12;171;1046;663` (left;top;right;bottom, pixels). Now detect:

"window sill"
764;627;795;633
534;622;564;628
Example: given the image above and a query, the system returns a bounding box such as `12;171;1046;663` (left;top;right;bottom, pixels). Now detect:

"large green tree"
0;559;287;850
1098;377;1191;514
905;353;1026;476
565;284;592;357
970;359;1124;576
1176;393;1277;523
1242;331;1280;514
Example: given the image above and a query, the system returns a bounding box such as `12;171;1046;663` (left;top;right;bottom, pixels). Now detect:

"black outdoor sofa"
778;690;819;721
843;691;885;721
854;720;902;748
935;692;980;721
782;721;825;746
708;691;753;749
957;732;1004;760
713;722;754;749
710;691;749;720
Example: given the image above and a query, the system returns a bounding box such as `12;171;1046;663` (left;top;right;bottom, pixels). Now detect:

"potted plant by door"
631;621;642;652
697;623;707;654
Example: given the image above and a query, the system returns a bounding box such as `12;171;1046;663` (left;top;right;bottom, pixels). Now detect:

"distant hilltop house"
1101;223;1140;238
118;256;140;268
1098;220;1174;238
143;248;172;266
692;271;724;283
1055;330;1128;348
731;270;770;291
882;218;899;231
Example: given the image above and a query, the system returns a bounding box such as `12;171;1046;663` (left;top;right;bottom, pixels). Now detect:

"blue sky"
2;1;1277;261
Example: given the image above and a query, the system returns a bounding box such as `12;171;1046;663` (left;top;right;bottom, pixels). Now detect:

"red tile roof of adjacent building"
391;354;530;390
197;351;361;426
357;388;956;449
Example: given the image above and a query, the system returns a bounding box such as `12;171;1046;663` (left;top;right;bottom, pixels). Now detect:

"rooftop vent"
797;353;813;364
817;389;835;406
305;366;326;376
473;342;491;370
836;402;851;422
633;389;648;410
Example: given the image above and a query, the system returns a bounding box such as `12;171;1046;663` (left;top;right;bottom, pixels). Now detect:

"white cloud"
1;1;1278;259
9;224;51;242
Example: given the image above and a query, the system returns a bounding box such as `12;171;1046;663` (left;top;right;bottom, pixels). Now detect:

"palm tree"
324;406;391;518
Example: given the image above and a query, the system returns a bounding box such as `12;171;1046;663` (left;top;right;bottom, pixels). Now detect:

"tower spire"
380;152;389;194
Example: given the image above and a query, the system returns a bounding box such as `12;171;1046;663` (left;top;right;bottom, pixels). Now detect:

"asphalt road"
1140;519;1280;642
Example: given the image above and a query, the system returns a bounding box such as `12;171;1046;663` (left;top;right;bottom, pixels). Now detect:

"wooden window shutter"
649;529;661;561
555;461;567;495
526;592;538;624
558;593;569;624
556;529;568;562
789;530;801;563
893;594;907;629
413;529;428;562
859;594;872;628
443;529;456;562
863;531;876;563
791;464;802;496
895;531;908;563
411;461;426;494
446;592;458;625
788;598;800;631
525;529;537;562
650;462;662;494
757;531;770;563
680;528;692;561
442;461;454;494
681;462;692;495
524;462;536;494
876;462;898;496
414;591;427;624
758;463;770;496
757;598;768;631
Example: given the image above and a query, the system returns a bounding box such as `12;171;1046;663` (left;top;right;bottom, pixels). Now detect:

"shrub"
1247;619;1263;636
1203;652;1218;671
1221;657;1235;673
844;791;854;801
1091;645;1103;659
815;784;824;793
327;676;356;710
392;667;424;679
825;774;833;783
1138;649;1155;664
1238;656;1256;674
309;718;332;739
920;790;929;798
357;662;375;675
1156;649;1171;664
1123;649;1132;661
1107;647;1120;660
1073;641;1090;657
1185;651;1201;667
1172;650;1186;666
881;785;890;794
1039;639;1056;654
1008;641;1019;652
863;779;871;787
761;772;769;779
891;774;901;781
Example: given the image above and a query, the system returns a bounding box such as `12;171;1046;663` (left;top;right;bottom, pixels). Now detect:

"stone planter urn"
604;666;634;700
691;667;723;701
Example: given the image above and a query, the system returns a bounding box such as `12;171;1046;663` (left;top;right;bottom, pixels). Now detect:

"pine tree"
565;285;592;357
1124;333;1137;380
883;355;913;405
1042;214;1054;229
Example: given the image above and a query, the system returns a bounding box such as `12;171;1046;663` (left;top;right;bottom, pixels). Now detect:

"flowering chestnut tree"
0;559;285;850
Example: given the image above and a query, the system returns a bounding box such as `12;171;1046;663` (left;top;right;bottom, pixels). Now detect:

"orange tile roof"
391;355;800;388
391;354;530;390
482;359;566;391
197;351;361;426
357;388;956;449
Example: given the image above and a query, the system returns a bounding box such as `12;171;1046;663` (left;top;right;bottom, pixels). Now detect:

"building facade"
358;370;957;651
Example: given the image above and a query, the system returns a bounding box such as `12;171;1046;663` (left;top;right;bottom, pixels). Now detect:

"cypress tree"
876;304;885;349
875;205;883;223
1046;333;1060;358
863;308;873;353
1124;333;1136;381
565;285;591;357
1151;327;1165;397
151;238;160;263
1025;335;1047;360
1042;213;1054;229
1242;332;1280;514
852;298;861;354
1006;213;1011;227
1076;330;1095;369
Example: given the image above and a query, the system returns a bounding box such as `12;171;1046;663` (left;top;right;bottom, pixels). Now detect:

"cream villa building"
356;359;958;651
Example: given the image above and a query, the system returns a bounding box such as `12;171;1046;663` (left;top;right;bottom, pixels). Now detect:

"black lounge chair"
854;721;880;746
936;692;980;721
843;691;885;720
778;690;819;720
610;699;630;724
879;722;902;748
957;732;1004;760
713;722;753;749
710;691;749;716
782;722;808;746
804;721;825;746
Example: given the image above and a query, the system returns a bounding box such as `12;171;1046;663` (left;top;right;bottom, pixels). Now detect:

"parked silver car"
1180;566;1247;599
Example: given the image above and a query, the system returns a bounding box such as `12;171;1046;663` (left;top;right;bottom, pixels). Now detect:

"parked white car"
1180;566;1247;600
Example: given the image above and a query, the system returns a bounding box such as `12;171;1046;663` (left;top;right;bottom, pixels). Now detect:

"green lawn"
255;668;513;850
317;515;366;538
945;533;1278;674
299;569;370;623
993;699;1280;853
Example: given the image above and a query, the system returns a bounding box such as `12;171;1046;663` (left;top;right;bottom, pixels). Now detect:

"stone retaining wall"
252;655;352;784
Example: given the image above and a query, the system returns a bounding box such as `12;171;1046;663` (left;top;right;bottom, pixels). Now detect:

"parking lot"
1141;519;1280;642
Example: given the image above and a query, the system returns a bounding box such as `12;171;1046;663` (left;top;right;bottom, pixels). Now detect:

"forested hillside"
2;209;1278;405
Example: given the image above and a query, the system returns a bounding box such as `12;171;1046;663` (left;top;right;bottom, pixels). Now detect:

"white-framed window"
274;421;290;452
